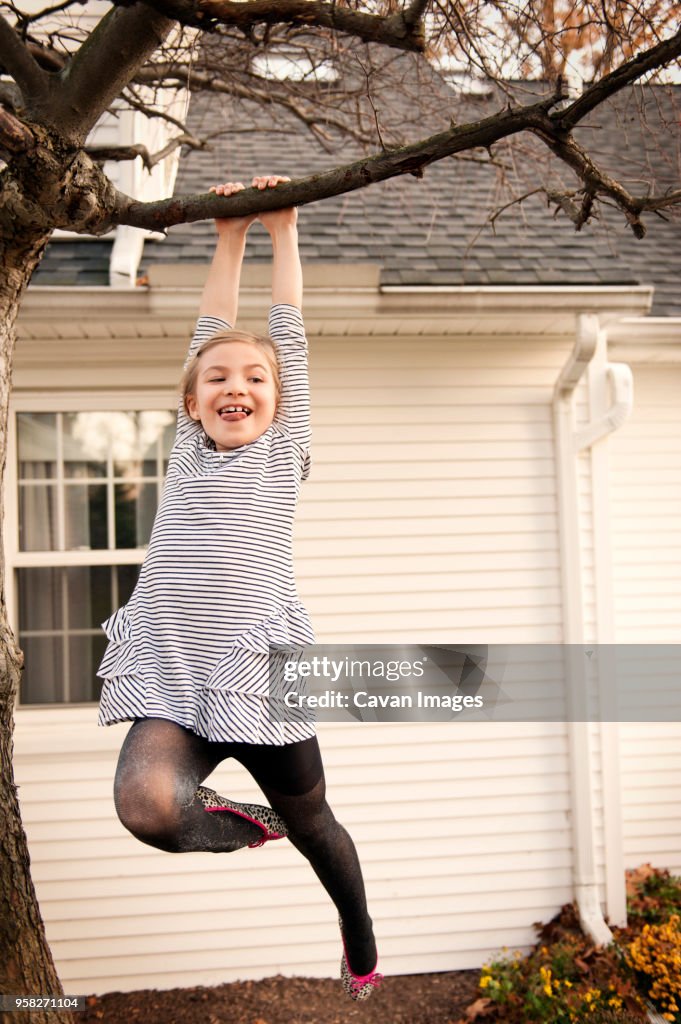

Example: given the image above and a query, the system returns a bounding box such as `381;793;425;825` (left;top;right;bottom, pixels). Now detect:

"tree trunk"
0;219;76;1024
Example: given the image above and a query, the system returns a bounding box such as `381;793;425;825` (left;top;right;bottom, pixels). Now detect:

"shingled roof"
34;75;681;316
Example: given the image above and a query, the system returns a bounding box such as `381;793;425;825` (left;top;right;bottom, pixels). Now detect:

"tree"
0;1;679;1018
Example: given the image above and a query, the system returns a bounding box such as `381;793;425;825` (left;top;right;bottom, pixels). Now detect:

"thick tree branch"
29;5;176;143
0;15;49;103
113;0;428;51
87;143;155;170
110;94;560;232
554;25;681;131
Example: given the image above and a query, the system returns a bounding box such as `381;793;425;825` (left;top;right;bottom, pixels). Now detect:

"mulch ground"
79;969;481;1024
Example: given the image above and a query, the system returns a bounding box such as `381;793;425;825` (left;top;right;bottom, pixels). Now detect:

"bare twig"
353;54;389;154
534;125;648;235
555;24;681;130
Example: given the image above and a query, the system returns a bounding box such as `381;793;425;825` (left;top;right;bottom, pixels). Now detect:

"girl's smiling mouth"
219;405;252;421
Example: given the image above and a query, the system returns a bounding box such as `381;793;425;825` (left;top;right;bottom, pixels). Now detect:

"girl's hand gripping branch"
200;175;300;321
199;180;251;323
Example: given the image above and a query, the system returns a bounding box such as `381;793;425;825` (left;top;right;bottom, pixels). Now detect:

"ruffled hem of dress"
98;683;316;745
96;599;316;740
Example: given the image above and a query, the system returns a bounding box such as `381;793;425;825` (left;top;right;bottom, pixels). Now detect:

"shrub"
625;866;681;930
626;915;681;1023
479;935;646;1023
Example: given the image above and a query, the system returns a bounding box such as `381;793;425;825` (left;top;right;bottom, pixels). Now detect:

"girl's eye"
249;377;263;383
209;377;225;383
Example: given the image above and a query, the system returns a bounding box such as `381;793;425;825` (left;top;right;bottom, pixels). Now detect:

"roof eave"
19;278;654;339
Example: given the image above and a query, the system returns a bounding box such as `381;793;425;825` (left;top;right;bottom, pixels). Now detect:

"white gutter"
553;313;635;947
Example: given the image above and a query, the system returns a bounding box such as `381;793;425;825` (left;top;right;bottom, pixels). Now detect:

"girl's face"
186;341;278;450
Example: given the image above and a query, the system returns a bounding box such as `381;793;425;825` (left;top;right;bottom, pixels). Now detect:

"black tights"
114;717;377;974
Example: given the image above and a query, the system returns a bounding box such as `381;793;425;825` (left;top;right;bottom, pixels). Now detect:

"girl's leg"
113;717;264;852
234;736;378;976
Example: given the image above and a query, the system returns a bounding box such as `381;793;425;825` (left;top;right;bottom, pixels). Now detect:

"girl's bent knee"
114;786;185;851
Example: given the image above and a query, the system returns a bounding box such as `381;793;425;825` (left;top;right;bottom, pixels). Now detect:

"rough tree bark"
0;7;174;1013
0;221;63;1023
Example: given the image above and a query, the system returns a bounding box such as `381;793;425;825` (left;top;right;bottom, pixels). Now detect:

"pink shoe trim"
340;924;382;986
204;805;284;842
349;962;383;986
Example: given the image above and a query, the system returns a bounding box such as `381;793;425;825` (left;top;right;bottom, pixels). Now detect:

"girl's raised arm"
257;194;311;472
199;182;255;322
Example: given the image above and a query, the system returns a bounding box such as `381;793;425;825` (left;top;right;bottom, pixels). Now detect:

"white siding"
298;335;570;643
13;327;588;992
609;366;681;876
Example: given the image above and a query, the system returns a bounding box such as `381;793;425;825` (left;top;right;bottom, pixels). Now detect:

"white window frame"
6;388;176;710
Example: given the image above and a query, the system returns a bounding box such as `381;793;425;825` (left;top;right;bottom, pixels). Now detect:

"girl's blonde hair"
180;330;281;417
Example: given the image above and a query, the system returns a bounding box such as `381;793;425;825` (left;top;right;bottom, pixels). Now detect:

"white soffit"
18;269;654;341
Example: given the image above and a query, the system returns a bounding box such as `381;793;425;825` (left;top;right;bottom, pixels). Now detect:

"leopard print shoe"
340;953;383;1001
339;916;383;1001
195;785;288;848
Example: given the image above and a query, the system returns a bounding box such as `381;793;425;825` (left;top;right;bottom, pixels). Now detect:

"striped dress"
97;304;316;745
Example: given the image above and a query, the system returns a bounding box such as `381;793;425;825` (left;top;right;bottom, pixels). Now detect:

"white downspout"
552;313;633;947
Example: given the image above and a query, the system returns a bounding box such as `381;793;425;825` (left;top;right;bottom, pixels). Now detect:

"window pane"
17;565;142;705
115;482;157;548
17;413;57;480
67;566;107;628
20;636;64;704
68;635;107;702
15;408;175;704
114;410;175;478
62;409;109;477
63;412;107;478
19;567;62;631
64;484;108;550
64;565;141;628
18;484;58;551
117;564;140;606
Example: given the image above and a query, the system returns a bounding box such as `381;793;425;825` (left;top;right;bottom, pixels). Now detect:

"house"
9;77;681;993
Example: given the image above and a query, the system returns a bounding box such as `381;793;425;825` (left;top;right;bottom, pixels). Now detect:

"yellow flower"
539;965;553;997
479;975;491;989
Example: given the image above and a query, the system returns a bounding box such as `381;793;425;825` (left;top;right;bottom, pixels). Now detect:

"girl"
96;174;382;1002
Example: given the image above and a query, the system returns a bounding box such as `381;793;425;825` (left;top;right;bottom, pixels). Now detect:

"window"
13;408;175;705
